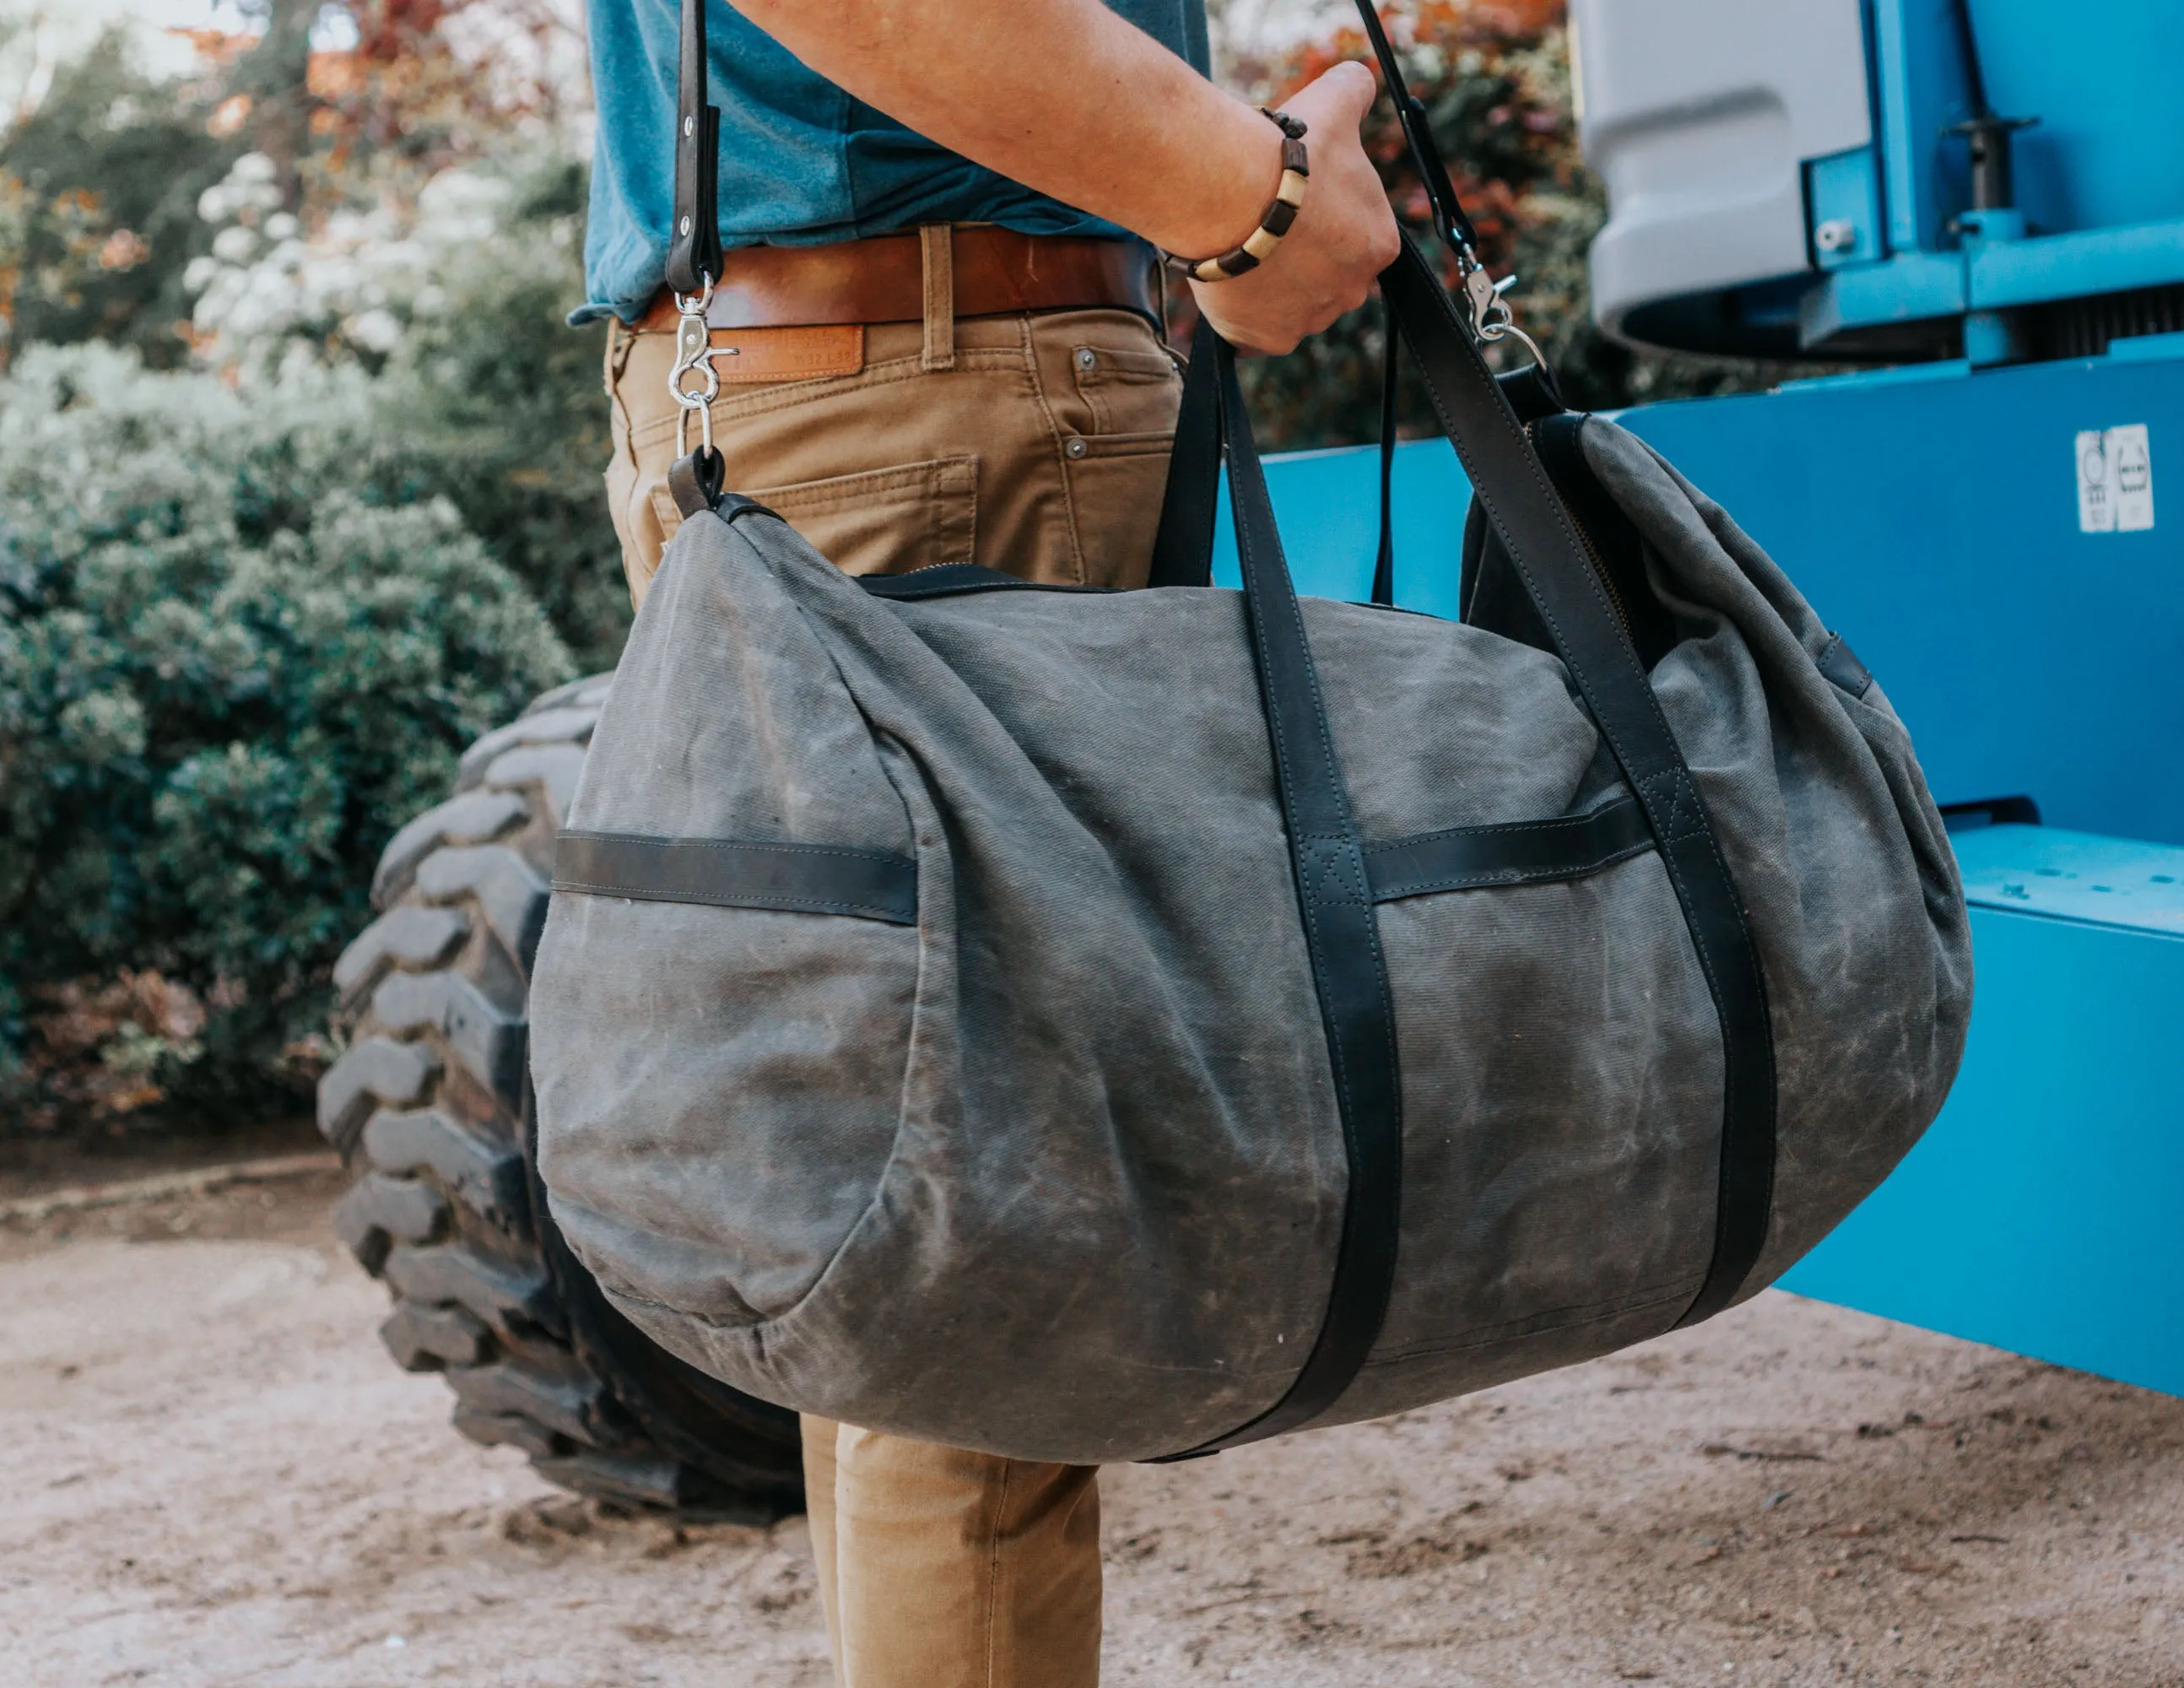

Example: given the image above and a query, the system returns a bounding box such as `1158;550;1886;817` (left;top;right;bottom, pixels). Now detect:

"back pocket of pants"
651;454;978;576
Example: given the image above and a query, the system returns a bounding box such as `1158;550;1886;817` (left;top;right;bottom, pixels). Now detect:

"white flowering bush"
183;150;578;371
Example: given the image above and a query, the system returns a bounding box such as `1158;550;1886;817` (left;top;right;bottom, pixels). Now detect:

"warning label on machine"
2077;425;2155;533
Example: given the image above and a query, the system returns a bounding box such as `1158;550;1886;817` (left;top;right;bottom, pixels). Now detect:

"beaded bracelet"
1160;109;1311;284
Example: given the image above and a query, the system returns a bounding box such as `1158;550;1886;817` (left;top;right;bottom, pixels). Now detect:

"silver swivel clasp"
1457;254;1548;372
669;275;721;460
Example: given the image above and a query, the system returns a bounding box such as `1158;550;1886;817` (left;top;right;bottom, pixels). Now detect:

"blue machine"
1570;0;2184;369
1235;0;2184;1397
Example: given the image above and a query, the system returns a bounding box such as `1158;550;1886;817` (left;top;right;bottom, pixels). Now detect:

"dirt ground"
3;1144;2180;1688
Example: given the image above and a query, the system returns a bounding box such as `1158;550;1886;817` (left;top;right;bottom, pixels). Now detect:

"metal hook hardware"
1458;260;1549;375
669;277;719;459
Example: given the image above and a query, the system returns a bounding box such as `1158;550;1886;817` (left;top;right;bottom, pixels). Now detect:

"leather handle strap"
1146;316;1224;588
1155;338;1405;1458
1371;295;1399;606
666;0;723;296
1377;238;1777;1328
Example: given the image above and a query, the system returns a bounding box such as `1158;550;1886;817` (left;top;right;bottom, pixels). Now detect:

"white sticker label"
2112;424;2155;531
2077;425;2155;533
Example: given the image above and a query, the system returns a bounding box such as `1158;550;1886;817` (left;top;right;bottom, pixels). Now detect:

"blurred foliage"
0;30;239;368
1231;1;1800;449
0;343;573;1130
370;160;629;670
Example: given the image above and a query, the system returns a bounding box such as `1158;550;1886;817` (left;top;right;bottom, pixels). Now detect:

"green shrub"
0;342;574;1131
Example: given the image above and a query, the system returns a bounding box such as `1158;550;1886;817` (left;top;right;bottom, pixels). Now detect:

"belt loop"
921;224;955;372
603;313;635;392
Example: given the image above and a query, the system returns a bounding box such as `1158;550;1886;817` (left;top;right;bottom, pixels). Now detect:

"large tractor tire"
315;676;804;1520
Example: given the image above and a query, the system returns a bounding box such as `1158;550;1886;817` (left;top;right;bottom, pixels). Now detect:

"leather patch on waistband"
677;323;864;383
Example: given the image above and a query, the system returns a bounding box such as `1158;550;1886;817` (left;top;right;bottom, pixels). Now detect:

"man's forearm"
728;0;1279;260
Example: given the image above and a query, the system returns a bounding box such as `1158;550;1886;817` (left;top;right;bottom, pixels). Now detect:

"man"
576;1;1399;1680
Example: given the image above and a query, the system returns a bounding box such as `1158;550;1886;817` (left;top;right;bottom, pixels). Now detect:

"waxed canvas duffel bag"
527;3;1971;1466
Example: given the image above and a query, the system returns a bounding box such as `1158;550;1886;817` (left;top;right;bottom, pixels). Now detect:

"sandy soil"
3;1166;2179;1688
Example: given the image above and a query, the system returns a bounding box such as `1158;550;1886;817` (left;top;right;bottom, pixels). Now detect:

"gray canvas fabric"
530;414;1972;1465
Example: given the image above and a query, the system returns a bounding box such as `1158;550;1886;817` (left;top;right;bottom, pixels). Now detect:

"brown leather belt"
633;226;1160;333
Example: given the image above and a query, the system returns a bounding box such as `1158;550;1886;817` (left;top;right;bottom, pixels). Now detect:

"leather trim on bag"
552;833;917;925
1364;795;1655;902
857;564;1118;599
1815;631;1874;699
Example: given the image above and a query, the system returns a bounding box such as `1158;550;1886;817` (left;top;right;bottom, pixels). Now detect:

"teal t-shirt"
577;0;1211;323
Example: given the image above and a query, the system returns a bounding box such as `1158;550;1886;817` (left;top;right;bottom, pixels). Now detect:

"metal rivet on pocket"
1075;348;1096;371
1064;436;1089;460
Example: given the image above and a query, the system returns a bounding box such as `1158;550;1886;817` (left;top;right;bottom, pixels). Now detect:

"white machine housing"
1571;0;1872;348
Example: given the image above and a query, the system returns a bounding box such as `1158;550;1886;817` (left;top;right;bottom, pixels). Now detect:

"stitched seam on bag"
604;538;936;1340
700;716;940;1342
1299;833;1370;906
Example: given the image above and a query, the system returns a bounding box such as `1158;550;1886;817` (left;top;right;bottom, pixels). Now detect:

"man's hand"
729;0;1399;358
1184;63;1401;355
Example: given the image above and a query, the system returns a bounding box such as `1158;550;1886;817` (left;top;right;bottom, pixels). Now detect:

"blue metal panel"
1641;1;2184;352
1807;146;1885;271
1209;439;1467;621
1779;825;2184;1399
1798;250;1965;347
1848;0;2184;337
1967;0;2184;237
1798;220;2184;348
1970;219;2184;311
1868;0;1970;256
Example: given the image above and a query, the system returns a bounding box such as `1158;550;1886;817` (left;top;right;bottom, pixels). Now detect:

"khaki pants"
603;300;1182;605
801;1415;1102;1688
601;260;1181;1687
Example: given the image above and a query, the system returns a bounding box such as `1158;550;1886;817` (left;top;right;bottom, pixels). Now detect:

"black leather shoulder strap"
664;0;723;296
1380;240;1776;1328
